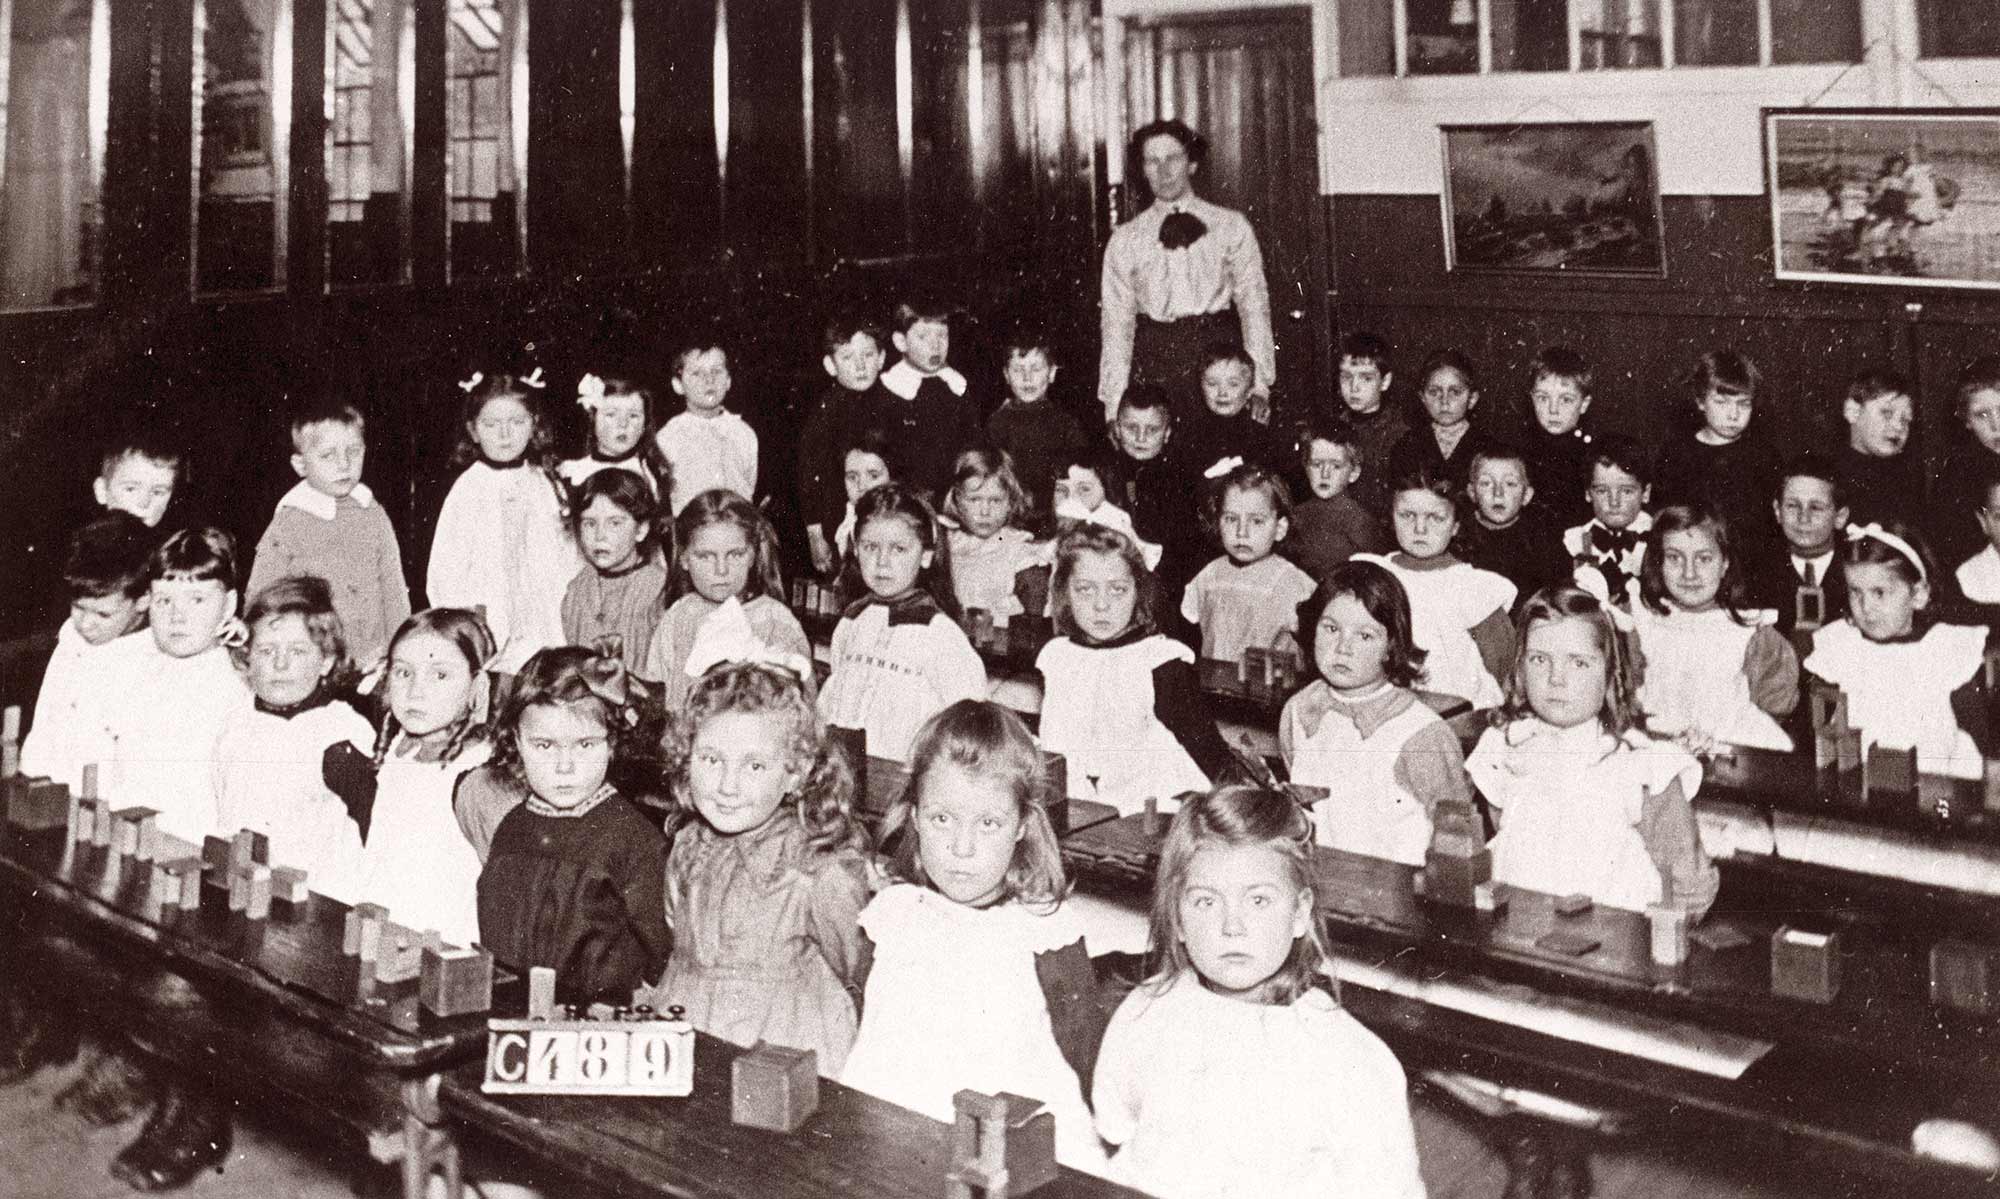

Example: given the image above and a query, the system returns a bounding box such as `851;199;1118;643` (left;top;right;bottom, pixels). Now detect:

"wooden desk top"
0;825;507;1070
437;1030;1148;1199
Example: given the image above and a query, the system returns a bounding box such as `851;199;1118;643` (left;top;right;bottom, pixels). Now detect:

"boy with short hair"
875;298;982;501
799;314;891;573
1333;331;1406;518
94;434;184;529
1456;444;1571;609
1285;412;1383;578
1758;453;1851;633
1176;341;1288;479
19;513;155;791
1955;458;2000;606
1562;434;1653;604
1835;367;1921;532
246;398;410;665
987;327;1088;517
658;339;759;515
1109;385;1201;628
1520;345;1596;529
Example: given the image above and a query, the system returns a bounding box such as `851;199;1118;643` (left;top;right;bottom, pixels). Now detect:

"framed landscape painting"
1440;121;1666;277
1766;108;2000;290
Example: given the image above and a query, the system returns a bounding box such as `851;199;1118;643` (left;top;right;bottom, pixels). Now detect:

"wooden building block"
945;1090;1059;1199
342;902;389;956
1647;904;1689;966
1862;746;1917;801
110;807;161;861
149;857;205;912
228;863;273;919
1930;940;2000;1016
1;705;18;776
1983;760;2000;814
1418;798;1502;911
1554;893;1593;917
374;925;442;984
270;865;309;906
731;1042;819;1132
231;828;270;870
527;966;558;1020
1771;926;1841;1004
6;777;73;832
74;796;112;847
1809;685;1847;734
420;946;495;1017
1835;730;1864;776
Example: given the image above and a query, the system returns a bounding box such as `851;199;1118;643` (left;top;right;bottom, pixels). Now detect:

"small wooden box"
731;1042;819;1132
1771;926;1841;1004
1930;940;2000;1016
111;807;161;861
946;1090;1058;1199
1862;746;1917;801
420;946;495;1018
6;776;72;832
343;902;389;956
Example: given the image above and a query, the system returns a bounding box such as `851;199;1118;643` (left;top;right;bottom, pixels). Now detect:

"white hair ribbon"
457;371;484;393
1845;522;1926;582
521;367;547;389
1055;497;1163;571
1571;565;1636;631
1202;455;1244;481
683;597;813;683
576;373;607;412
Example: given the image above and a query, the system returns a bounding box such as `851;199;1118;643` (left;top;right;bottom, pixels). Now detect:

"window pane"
0;0;105;308
446;0;521;279
196;0;289;293
1338;0;1395;76
1674;0;1757;65
1918;0;2000;57
1772;0;1860;64
326;0;409;286
1577;0;1661;68
1407;0;1477;75
1491;0;1567;71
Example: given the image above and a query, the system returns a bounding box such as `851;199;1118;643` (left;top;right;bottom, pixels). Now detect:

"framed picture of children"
1765;108;2000;291
1438;121;1666;278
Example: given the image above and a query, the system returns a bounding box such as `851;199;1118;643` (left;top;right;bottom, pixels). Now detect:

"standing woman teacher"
1098;119;1278;425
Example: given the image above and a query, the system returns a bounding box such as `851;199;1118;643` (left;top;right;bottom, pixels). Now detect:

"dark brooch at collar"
1159;208;1208;250
842;591;943;627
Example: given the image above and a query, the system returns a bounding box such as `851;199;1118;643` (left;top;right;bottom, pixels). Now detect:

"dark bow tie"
1591;525;1639;555
1159;210;1208;250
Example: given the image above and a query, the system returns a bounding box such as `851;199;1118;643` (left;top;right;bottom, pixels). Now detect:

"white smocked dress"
353;737;493;947
1630;603;1793;752
1355;554;1515;709
1281;682;1451;866
1805;620;1987;779
426;463;579;674
1467;718;1702;912
1035;635;1212;815
840;884;1106;1171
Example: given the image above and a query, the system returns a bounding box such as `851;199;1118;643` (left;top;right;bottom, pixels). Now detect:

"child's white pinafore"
840;885;1106;1171
1630;603;1793;752
1355;554;1513;709
948;527;1043;625
1036;635;1211;815
353;739;492;947
1283;684;1440;866
1468;719;1700;912
1805;620;1987;779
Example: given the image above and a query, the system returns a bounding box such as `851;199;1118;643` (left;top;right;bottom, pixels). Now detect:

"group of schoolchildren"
5;290;1997;1199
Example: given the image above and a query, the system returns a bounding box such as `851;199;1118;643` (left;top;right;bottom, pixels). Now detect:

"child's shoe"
109;1082;232;1191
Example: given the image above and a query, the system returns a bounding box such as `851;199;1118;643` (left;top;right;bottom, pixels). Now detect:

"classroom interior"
5;0;2000;1197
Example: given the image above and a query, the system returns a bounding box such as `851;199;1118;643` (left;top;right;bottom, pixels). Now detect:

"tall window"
0;0;107;310
326;0;409;286
446;0;521;278
194;0;291;293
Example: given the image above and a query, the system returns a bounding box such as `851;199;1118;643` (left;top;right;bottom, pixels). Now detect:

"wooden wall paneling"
291;0;327;295
634;0;720;267
411;0;444;287
157;0;194;298
812;0;905;263
725;0;809;269
525;0;619;279
102;0;158;301
909;0;976;259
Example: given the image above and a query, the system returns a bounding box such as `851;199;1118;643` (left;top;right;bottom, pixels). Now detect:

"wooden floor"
0;1038;1882;1199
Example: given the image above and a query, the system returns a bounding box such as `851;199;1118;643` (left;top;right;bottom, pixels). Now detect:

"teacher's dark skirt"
1132;309;1239;424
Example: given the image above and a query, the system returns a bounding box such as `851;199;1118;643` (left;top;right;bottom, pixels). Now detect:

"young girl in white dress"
941;447;1047;626
1092;785;1425;1199
840;701;1107;1171
1631;504;1799;753
1466;585;1717;915
1280;561;1472;865
1805;521;1991;779
427;371;580;673
1036;523;1229;816
557;372;668;495
1179;463;1316;665
1355;465;1516;709
817;484;986;762
351;608;497;948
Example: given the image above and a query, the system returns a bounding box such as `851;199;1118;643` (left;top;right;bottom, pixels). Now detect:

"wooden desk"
0;824;510;1199
436;1031;1147;1199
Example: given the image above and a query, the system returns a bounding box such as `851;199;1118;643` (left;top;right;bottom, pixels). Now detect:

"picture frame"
1439;121;1665;277
1765;108;2000;291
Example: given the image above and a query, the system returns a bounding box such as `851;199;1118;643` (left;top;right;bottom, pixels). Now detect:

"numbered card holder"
483;1017;694;1096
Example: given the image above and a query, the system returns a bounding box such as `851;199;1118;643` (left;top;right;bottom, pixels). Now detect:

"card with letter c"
484;1017;694;1096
